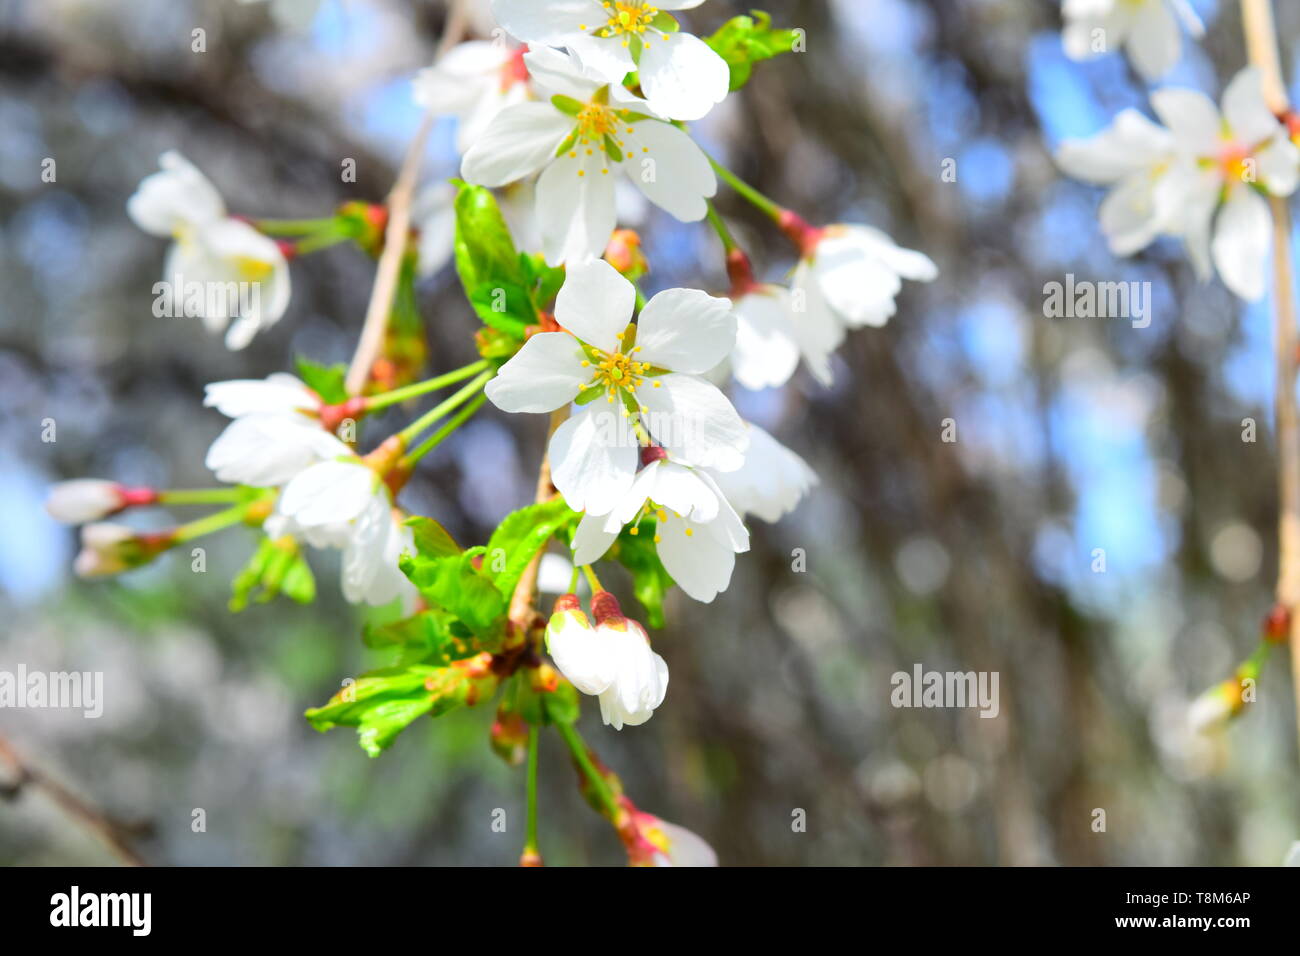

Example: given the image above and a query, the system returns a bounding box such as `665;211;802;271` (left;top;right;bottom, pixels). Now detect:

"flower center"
577;102;621;142
1218;142;1253;184
589;345;648;399
598;1;658;39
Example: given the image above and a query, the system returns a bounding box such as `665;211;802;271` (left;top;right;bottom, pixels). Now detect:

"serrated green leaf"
230;536;315;612
305;661;496;757
400;549;507;643
483;497;580;601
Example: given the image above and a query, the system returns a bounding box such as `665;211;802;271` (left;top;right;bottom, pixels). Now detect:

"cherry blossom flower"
485;257;746;515
1055;109;1187;257
1151;67;1300;301
491;0;730;121
1061;0;1204;81
546;592;668;729
707;423;817;523
205;415;349;488
413;40;532;154
268;459;417;608
786;220;938;384
571;449;750;603
461;47;716;264
128;151;291;350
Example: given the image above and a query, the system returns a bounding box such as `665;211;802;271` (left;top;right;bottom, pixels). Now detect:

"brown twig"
344;0;469;395
0;735;147;867
508;408;570;632
1241;0;1300;750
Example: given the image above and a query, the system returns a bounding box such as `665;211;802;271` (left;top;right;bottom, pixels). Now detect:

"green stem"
707;156;784;221
171;503;253;544
400;393;488;467
366;360;490;414
253;217;339;235
555;722;619;819
567;564;581;594
292;231;352;255
396;370;493;446
157;488;246;506
705;200;739;253
580;564;603;593
525;726;540;855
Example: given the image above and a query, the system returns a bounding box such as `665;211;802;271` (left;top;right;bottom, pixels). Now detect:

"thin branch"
1241;0;1300;749
0;735;147;867
344;0;469;395
508;407;569;631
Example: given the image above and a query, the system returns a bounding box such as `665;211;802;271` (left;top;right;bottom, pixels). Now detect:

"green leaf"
305;661;495;757
363;606;469;666
405;515;461;559
705;11;801;91
453;181;538;342
483;497;580;601
400;549;507;644
229;536;316;612
294;357;349;404
609;523;675;629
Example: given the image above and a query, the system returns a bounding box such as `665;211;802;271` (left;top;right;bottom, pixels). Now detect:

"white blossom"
461;47;716;264
128;151;291;349
492;0;730;121
1062;0;1204;81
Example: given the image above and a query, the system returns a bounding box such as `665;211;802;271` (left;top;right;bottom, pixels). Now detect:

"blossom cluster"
43;0;939;866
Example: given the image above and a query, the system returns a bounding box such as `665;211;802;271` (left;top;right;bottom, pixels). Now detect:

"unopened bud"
604;229;648;280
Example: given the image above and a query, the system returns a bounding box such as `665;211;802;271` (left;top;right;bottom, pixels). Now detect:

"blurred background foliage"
2;0;1299;866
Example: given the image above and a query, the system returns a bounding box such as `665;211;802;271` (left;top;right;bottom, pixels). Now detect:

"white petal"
645;461;720;522
638;373;747;472
813;237;904;328
554;257;636;352
127;150;225;236
1212;186;1272;302
461;102;574;187
571;511;621;566
548;404;639;515
709;423;817;523
790;262;845;386
536;148;618;265
1055;109;1174;184
655;512;736;602
491;0;600;44
1125;0;1179;80
567;31;637;84
635;288;734;373
412;41;502;115
1222;67;1278;145
1257;138;1300;197
657;820;718;866
623;120;716;221
205;415;349;487
204;373;316;418
485;331;589;413
278;460;376;527
731;287;800;390
1150;87;1221;156
523;46;604;101
637;31;731;121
